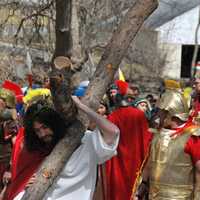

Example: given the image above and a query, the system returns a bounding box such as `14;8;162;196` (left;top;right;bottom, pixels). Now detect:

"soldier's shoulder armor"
184;125;200;136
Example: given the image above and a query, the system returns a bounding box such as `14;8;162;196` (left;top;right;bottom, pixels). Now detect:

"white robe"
14;129;119;200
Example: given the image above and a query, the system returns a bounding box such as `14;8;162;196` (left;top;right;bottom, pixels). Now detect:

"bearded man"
4;96;119;200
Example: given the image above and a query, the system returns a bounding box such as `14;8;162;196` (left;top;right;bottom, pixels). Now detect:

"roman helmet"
0;88;16;109
158;88;189;122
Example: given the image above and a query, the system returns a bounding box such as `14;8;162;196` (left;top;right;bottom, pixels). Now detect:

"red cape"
4;128;48;200
105;106;152;200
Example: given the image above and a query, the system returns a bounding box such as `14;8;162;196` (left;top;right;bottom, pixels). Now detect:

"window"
181;45;200;78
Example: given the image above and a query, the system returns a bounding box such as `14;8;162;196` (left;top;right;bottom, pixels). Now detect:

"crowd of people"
0;61;200;200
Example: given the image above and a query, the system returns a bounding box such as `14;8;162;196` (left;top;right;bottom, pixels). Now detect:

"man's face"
155;109;171;129
97;104;106;116
109;89;118;98
0;98;6;112
138;102;148;112
33;121;54;143
193;79;200;94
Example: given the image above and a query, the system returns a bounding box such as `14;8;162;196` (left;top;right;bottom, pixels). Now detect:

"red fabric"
2;80;24;103
185;136;200;164
170;120;200;164
170;120;194;138
115;80;129;96
195;99;200;112
168;120;200;164
4;128;48;200
27;74;33;88
0;163;7;180
105;106;152;200
190;98;200;118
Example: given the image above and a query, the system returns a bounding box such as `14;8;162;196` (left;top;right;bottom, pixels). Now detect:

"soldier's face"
155;109;171;129
0;98;6;111
109;89;118;98
193;79;200;94
137;102;148;112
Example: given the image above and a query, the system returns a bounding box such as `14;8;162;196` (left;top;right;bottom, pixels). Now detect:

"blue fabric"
16;103;25;116
73;86;87;97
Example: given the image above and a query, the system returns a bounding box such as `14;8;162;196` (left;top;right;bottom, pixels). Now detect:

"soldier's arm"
195;160;200;200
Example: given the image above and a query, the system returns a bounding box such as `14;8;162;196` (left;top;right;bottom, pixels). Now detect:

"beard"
42;135;53;143
33;135;57;153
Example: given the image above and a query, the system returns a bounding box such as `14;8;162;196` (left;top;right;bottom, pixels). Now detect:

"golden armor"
148;84;198;199
149;127;196;199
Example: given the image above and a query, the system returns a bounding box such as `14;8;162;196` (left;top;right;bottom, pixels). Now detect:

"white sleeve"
87;128;119;164
13;191;25;200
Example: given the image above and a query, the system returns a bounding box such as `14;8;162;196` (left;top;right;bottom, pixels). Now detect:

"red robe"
4;128;49;200
105;106;152;200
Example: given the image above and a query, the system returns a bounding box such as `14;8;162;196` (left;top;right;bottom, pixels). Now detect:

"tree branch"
80;0;159;124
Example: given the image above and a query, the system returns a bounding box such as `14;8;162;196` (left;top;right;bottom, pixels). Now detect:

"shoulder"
82;129;95;140
111;106;144;116
184;125;200;137
82;129;101;143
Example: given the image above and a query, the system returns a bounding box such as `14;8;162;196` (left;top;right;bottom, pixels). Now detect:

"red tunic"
185;136;200;164
173;121;200;164
105;106;152;200
4;128;49;200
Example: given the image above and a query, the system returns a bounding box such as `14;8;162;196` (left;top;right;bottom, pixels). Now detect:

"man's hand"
0;186;7;200
26;174;36;188
3;120;19;140
2;171;11;185
133;181;149;200
132;195;139;200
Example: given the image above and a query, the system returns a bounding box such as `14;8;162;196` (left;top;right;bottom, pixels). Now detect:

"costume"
7;129;119;200
0;88;17;190
105;106;152;200
192;97;200;118
133;97;152;120
0;125;12;190
4;128;50;200
140;87;200;200
149;123;200;200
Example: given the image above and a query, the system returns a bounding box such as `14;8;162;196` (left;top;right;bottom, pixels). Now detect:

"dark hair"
24;101;67;152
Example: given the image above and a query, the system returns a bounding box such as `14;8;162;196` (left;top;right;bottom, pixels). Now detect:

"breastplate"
149;128;194;200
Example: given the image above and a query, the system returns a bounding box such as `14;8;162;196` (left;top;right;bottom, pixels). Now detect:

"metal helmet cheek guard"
158;89;189;122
